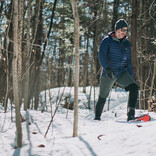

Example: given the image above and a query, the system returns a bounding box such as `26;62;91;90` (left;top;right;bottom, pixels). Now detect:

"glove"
105;67;115;79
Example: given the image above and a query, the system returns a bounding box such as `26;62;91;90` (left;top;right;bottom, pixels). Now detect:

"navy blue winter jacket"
98;32;134;78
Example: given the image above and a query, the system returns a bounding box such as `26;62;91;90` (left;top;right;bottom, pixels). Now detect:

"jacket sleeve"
98;37;110;70
127;42;134;77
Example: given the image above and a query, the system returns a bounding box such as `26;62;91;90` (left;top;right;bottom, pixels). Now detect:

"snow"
0;86;156;156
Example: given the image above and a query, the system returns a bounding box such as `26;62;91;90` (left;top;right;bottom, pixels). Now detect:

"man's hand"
105;67;115;79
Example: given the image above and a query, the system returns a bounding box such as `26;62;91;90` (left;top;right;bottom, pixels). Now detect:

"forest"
0;0;155;148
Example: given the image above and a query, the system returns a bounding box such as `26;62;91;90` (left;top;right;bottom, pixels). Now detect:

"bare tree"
138;0;144;109
24;0;31;110
18;0;24;106
131;0;137;79
70;0;80;137
148;60;156;111
82;32;89;93
111;0;119;30
12;0;22;147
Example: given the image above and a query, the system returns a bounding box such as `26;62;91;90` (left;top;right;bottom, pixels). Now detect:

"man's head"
115;19;128;39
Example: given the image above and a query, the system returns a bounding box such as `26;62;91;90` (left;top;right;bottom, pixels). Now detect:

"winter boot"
127;107;135;121
94;96;106;120
125;83;138;121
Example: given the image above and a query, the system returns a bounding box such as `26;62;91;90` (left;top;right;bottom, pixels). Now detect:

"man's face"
115;27;128;39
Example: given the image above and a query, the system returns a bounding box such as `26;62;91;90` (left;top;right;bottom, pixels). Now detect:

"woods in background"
0;0;155;111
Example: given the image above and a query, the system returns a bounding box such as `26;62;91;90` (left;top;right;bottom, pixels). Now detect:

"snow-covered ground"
0;87;156;156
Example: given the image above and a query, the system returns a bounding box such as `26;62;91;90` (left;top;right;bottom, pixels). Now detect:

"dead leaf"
137;125;142;127
38;144;45;148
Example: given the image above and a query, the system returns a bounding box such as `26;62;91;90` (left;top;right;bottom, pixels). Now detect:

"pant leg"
95;96;106;120
116;72;137;89
95;76;116;120
116;72;138;118
99;76;117;98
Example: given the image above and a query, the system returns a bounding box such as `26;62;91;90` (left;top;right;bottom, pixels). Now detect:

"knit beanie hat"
115;19;128;31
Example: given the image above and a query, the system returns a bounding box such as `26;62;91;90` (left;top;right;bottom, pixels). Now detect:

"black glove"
105;67;115;79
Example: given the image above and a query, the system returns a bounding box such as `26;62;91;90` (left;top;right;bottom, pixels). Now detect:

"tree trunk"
131;0;137;79
83;32;89;93
4;32;9;112
34;75;40;110
143;0;148;110
30;1;43;110
111;0;119;30
58;39;65;86
18;0;24;106
13;0;22;147
24;0;31;110
67;47;73;87
138;0;143;109
148;61;156;111
92;3;100;85
71;0;79;137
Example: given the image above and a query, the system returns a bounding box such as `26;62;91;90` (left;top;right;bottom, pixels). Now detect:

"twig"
44;87;66;138
149;0;156;22
97;134;104;140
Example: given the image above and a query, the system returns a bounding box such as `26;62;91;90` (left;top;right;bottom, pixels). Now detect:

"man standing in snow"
94;19;138;121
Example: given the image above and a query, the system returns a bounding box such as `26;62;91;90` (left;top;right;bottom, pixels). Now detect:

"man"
94;19;138;121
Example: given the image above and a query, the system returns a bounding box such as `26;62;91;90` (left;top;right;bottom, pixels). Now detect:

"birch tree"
70;0;79;137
